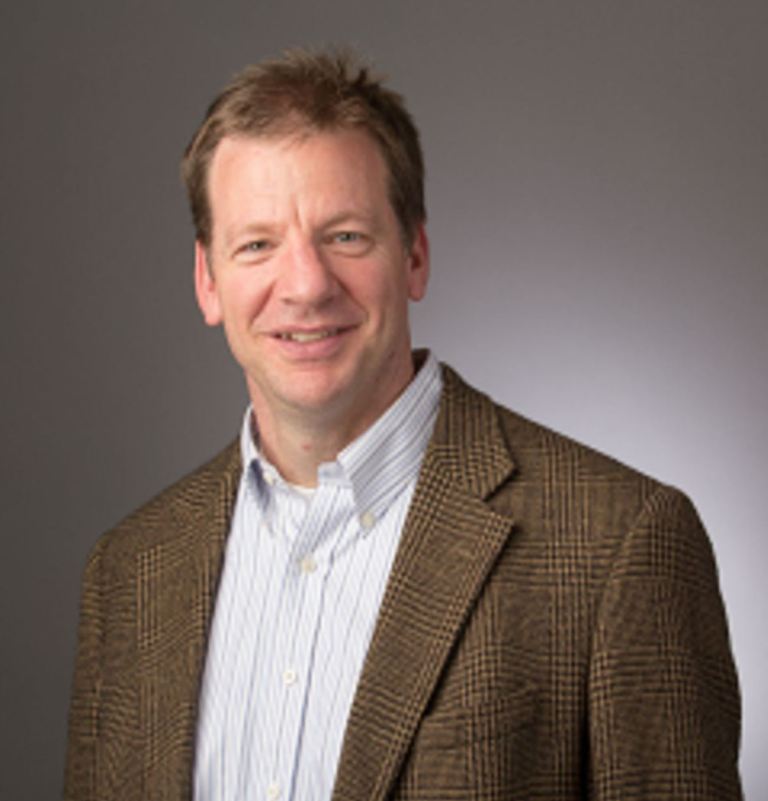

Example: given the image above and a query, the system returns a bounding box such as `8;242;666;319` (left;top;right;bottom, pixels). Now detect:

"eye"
327;230;372;256
334;231;361;243
243;240;269;252
234;239;273;262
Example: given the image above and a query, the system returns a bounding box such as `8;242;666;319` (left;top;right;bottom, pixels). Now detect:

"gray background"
1;1;765;798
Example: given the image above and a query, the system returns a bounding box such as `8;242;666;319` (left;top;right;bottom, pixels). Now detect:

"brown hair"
181;48;426;247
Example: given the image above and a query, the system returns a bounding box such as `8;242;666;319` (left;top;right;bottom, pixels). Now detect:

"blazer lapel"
332;367;517;801
136;444;241;800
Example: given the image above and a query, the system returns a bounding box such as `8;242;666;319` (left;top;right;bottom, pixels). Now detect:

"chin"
278;376;355;414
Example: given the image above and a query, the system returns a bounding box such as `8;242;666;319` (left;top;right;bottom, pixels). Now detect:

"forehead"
205;129;397;249
208;128;389;200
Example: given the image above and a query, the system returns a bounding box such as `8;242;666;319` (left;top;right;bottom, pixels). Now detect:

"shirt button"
283;667;298;686
267;782;281;800
300;555;317;574
360;510;376;530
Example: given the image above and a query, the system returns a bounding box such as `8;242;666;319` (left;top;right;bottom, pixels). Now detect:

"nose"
277;238;339;307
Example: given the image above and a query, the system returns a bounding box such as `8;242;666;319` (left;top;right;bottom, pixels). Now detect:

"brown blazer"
64;365;742;800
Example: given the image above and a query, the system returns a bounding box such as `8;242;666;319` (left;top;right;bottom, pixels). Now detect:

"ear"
406;223;430;302
194;241;223;326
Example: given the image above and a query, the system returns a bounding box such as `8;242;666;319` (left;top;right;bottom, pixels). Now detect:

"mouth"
274;327;349;343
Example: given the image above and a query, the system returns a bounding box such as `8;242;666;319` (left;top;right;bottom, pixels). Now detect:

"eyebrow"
220;222;276;249
320;210;379;231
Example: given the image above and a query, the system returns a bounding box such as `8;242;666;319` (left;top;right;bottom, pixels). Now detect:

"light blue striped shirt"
194;353;442;801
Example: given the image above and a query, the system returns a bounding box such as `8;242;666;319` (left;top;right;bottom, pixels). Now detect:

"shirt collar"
239;351;442;526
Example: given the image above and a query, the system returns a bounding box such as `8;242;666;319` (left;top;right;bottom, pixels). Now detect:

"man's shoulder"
90;440;241;563
439;362;672;512
494;396;656;488
441;364;708;564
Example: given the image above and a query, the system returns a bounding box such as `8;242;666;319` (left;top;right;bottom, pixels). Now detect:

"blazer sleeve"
588;485;742;800
63;540;105;801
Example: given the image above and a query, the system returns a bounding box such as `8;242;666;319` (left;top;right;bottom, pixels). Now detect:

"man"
64;50;742;801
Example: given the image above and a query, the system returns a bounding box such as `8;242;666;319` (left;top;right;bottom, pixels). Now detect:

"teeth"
280;329;339;342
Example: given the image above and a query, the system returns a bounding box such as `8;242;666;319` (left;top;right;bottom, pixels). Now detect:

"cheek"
380;273;412;321
222;277;272;328
350;267;406;314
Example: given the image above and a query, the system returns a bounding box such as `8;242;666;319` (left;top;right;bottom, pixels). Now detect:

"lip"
273;325;348;341
268;325;357;359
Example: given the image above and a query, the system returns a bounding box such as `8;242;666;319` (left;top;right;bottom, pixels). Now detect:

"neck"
252;411;356;487
249;383;413;488
246;351;424;486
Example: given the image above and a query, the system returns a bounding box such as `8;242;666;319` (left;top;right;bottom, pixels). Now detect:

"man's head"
182;49;426;248
186;51;430;465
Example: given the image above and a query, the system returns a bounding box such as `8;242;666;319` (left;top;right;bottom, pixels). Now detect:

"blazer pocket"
399;687;540;799
415;684;538;750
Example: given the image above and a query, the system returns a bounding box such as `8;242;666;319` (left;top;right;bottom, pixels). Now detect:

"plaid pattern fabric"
64;364;742;800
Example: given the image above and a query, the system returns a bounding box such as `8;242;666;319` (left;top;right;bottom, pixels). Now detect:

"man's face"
195;128;429;438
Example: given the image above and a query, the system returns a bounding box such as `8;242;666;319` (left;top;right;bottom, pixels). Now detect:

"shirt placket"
261;482;346;801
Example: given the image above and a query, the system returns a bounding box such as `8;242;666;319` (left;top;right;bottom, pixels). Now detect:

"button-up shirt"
194;353;442;801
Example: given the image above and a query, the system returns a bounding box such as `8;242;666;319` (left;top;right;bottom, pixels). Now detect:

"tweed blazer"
64;364;742;800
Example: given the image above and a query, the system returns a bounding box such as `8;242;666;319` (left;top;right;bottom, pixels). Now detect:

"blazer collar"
331;364;517;801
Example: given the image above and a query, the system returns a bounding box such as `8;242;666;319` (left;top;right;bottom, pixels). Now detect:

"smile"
275;328;345;342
